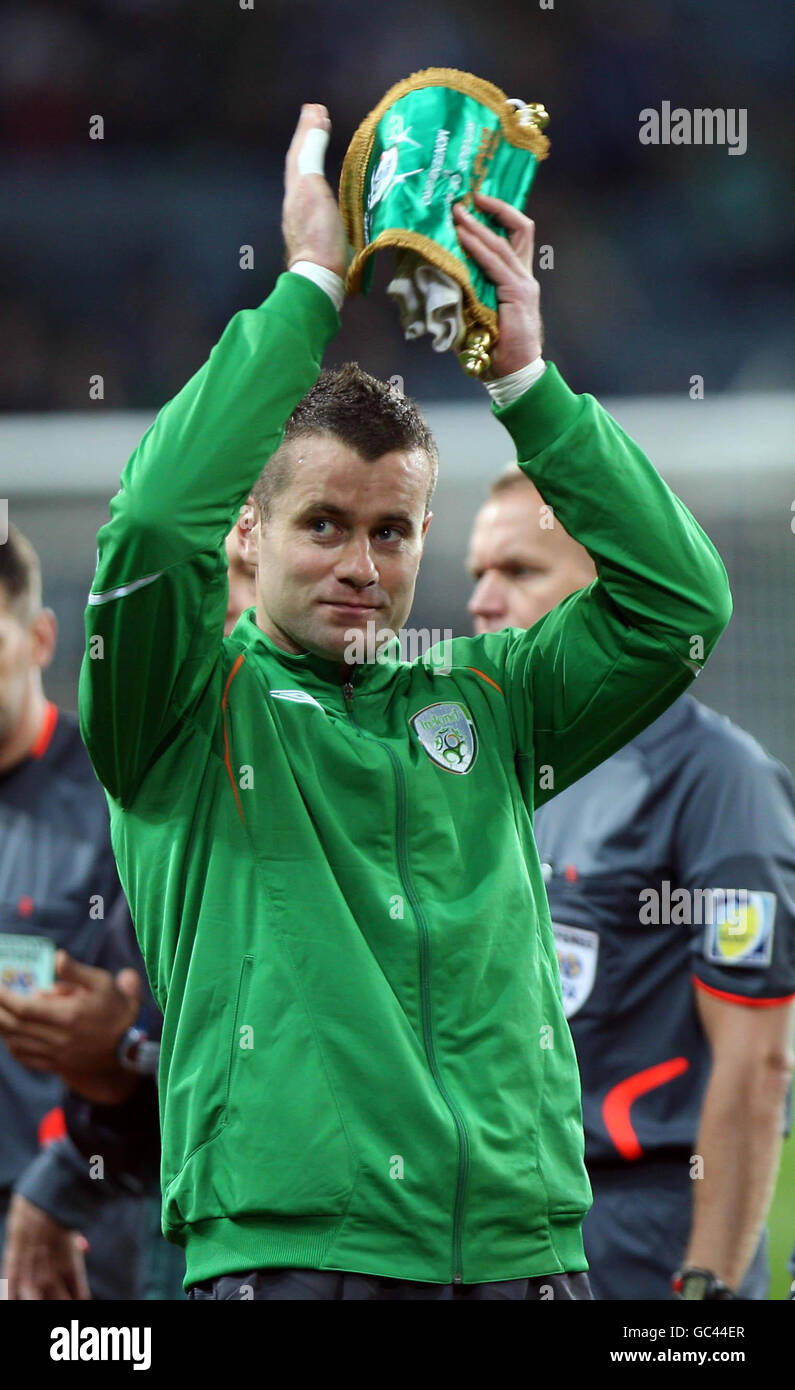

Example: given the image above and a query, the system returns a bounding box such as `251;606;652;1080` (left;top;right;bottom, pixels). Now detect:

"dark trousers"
188;1268;593;1300
584;1158;769;1300
142;1188;186;1300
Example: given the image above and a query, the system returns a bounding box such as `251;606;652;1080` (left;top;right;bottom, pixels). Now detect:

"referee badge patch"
703;890;776;969
553;923;599;1017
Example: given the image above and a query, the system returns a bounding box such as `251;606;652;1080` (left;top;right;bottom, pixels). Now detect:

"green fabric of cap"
340;68;549;370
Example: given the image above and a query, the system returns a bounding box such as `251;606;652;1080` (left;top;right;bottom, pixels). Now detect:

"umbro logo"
269;690;325;711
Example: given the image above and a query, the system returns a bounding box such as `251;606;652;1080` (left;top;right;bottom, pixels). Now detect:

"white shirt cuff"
485;357;547;407
289;262;345;313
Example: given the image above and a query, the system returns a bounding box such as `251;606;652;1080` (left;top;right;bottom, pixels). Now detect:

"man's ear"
237;499;260;566
421;511;433;544
30;608;57;672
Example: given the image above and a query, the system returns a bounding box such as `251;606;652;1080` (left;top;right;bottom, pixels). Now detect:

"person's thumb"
114;968;143;1006
55;950;106;990
297;122;329;178
286;104;331;188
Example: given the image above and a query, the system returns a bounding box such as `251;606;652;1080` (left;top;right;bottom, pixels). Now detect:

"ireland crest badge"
410;702;478;775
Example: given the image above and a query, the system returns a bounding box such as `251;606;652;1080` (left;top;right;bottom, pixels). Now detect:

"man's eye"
310;519;336;536
377;527;404;542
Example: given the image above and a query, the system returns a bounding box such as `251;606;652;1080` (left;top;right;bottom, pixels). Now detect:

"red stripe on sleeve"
38;1106;67;1146
602;1057;690;1160
692;974;795;1009
30;701;58;758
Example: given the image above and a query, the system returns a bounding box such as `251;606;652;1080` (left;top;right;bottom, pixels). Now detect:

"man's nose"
335;534;379;586
468;571;505;618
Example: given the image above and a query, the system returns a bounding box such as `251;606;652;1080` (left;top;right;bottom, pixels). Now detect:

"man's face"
247;434;433;662
467;481;596;634
0;593;36;744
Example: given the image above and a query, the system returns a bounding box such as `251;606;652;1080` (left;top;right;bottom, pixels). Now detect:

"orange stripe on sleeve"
465;666;503;694
222;654;246;824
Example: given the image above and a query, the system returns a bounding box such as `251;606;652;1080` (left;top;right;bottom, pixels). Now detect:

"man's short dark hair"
251;362;439;522
0;525;42;623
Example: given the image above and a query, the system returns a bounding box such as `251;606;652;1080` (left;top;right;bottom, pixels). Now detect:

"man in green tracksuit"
79;105;732;1301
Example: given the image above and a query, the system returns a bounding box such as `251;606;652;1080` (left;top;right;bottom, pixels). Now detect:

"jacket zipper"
343;675;470;1283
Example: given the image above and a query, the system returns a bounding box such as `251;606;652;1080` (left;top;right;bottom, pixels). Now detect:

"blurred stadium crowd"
1;0;793;411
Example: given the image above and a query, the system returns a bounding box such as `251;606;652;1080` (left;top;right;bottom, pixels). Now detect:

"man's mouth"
320;600;382;615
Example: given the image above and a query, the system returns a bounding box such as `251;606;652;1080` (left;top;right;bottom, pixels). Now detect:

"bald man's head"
467;467;597;634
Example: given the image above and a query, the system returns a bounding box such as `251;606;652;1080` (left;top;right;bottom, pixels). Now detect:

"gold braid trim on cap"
338;67;550;274
346;227;498;343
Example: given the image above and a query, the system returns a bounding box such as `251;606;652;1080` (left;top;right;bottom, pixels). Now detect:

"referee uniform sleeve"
674;730;795;1005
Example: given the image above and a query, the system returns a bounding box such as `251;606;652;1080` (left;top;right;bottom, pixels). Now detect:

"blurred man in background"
0;524;150;1297
0;526;255;1299
467;466;795;1300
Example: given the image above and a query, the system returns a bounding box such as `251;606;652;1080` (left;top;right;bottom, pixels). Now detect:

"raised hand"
282;104;351;279
453;190;544;378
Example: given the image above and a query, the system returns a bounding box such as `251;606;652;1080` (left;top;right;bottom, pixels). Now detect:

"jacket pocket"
164;950;355;1228
222;953;255;1121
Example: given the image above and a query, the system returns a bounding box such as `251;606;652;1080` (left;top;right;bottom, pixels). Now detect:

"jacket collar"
231;607;404;694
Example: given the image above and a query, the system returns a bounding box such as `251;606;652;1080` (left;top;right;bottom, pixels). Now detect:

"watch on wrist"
117;1026;159;1077
672;1267;735;1300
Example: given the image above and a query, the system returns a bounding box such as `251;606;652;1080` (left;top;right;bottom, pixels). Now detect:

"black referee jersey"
534;694;795;1167
0;704;124;1190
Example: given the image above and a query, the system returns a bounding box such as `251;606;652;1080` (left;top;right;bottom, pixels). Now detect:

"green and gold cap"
339;68;549;375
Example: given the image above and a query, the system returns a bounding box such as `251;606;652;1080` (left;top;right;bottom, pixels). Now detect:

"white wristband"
485;357;546;407
289;261;345;313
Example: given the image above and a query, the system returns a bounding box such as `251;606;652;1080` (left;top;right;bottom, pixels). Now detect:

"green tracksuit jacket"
79;272;732;1289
